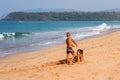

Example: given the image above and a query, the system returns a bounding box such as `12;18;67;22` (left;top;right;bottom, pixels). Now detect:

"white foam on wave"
92;23;110;31
0;34;4;40
22;33;31;36
38;42;53;46
30;41;53;47
0;32;16;40
74;31;100;39
63;25;102;40
112;25;120;28
18;21;24;23
2;32;15;37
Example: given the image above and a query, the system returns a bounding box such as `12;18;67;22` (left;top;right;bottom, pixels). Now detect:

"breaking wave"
92;23;110;31
0;32;31;40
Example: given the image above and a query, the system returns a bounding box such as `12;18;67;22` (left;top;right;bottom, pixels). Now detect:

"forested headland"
2;12;120;21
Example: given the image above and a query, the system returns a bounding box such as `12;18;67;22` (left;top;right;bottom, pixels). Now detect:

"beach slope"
0;31;120;80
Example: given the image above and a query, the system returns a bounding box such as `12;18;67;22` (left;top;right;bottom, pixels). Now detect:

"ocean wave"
92;23;110;31
73;31;100;39
0;34;4;40
0;32;31;40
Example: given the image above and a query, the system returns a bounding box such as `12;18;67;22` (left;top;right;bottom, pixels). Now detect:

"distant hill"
104;8;120;12
22;8;78;12
3;12;120;21
0;8;78;20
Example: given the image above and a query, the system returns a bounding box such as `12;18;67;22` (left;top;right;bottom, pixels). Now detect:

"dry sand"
0;31;120;80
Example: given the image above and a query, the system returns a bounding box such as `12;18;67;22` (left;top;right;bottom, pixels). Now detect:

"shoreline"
0;21;120;58
0;31;120;80
0;28;119;59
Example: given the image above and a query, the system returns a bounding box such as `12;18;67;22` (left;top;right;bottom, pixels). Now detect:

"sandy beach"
0;31;120;80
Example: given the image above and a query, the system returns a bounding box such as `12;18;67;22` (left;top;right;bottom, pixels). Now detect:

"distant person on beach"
66;32;78;64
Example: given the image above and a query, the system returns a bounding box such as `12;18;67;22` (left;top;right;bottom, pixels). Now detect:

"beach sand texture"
0;31;120;80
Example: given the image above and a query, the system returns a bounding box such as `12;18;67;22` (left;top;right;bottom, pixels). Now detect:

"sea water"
0;21;120;57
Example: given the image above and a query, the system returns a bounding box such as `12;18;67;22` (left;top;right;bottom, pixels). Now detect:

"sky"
0;0;120;18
